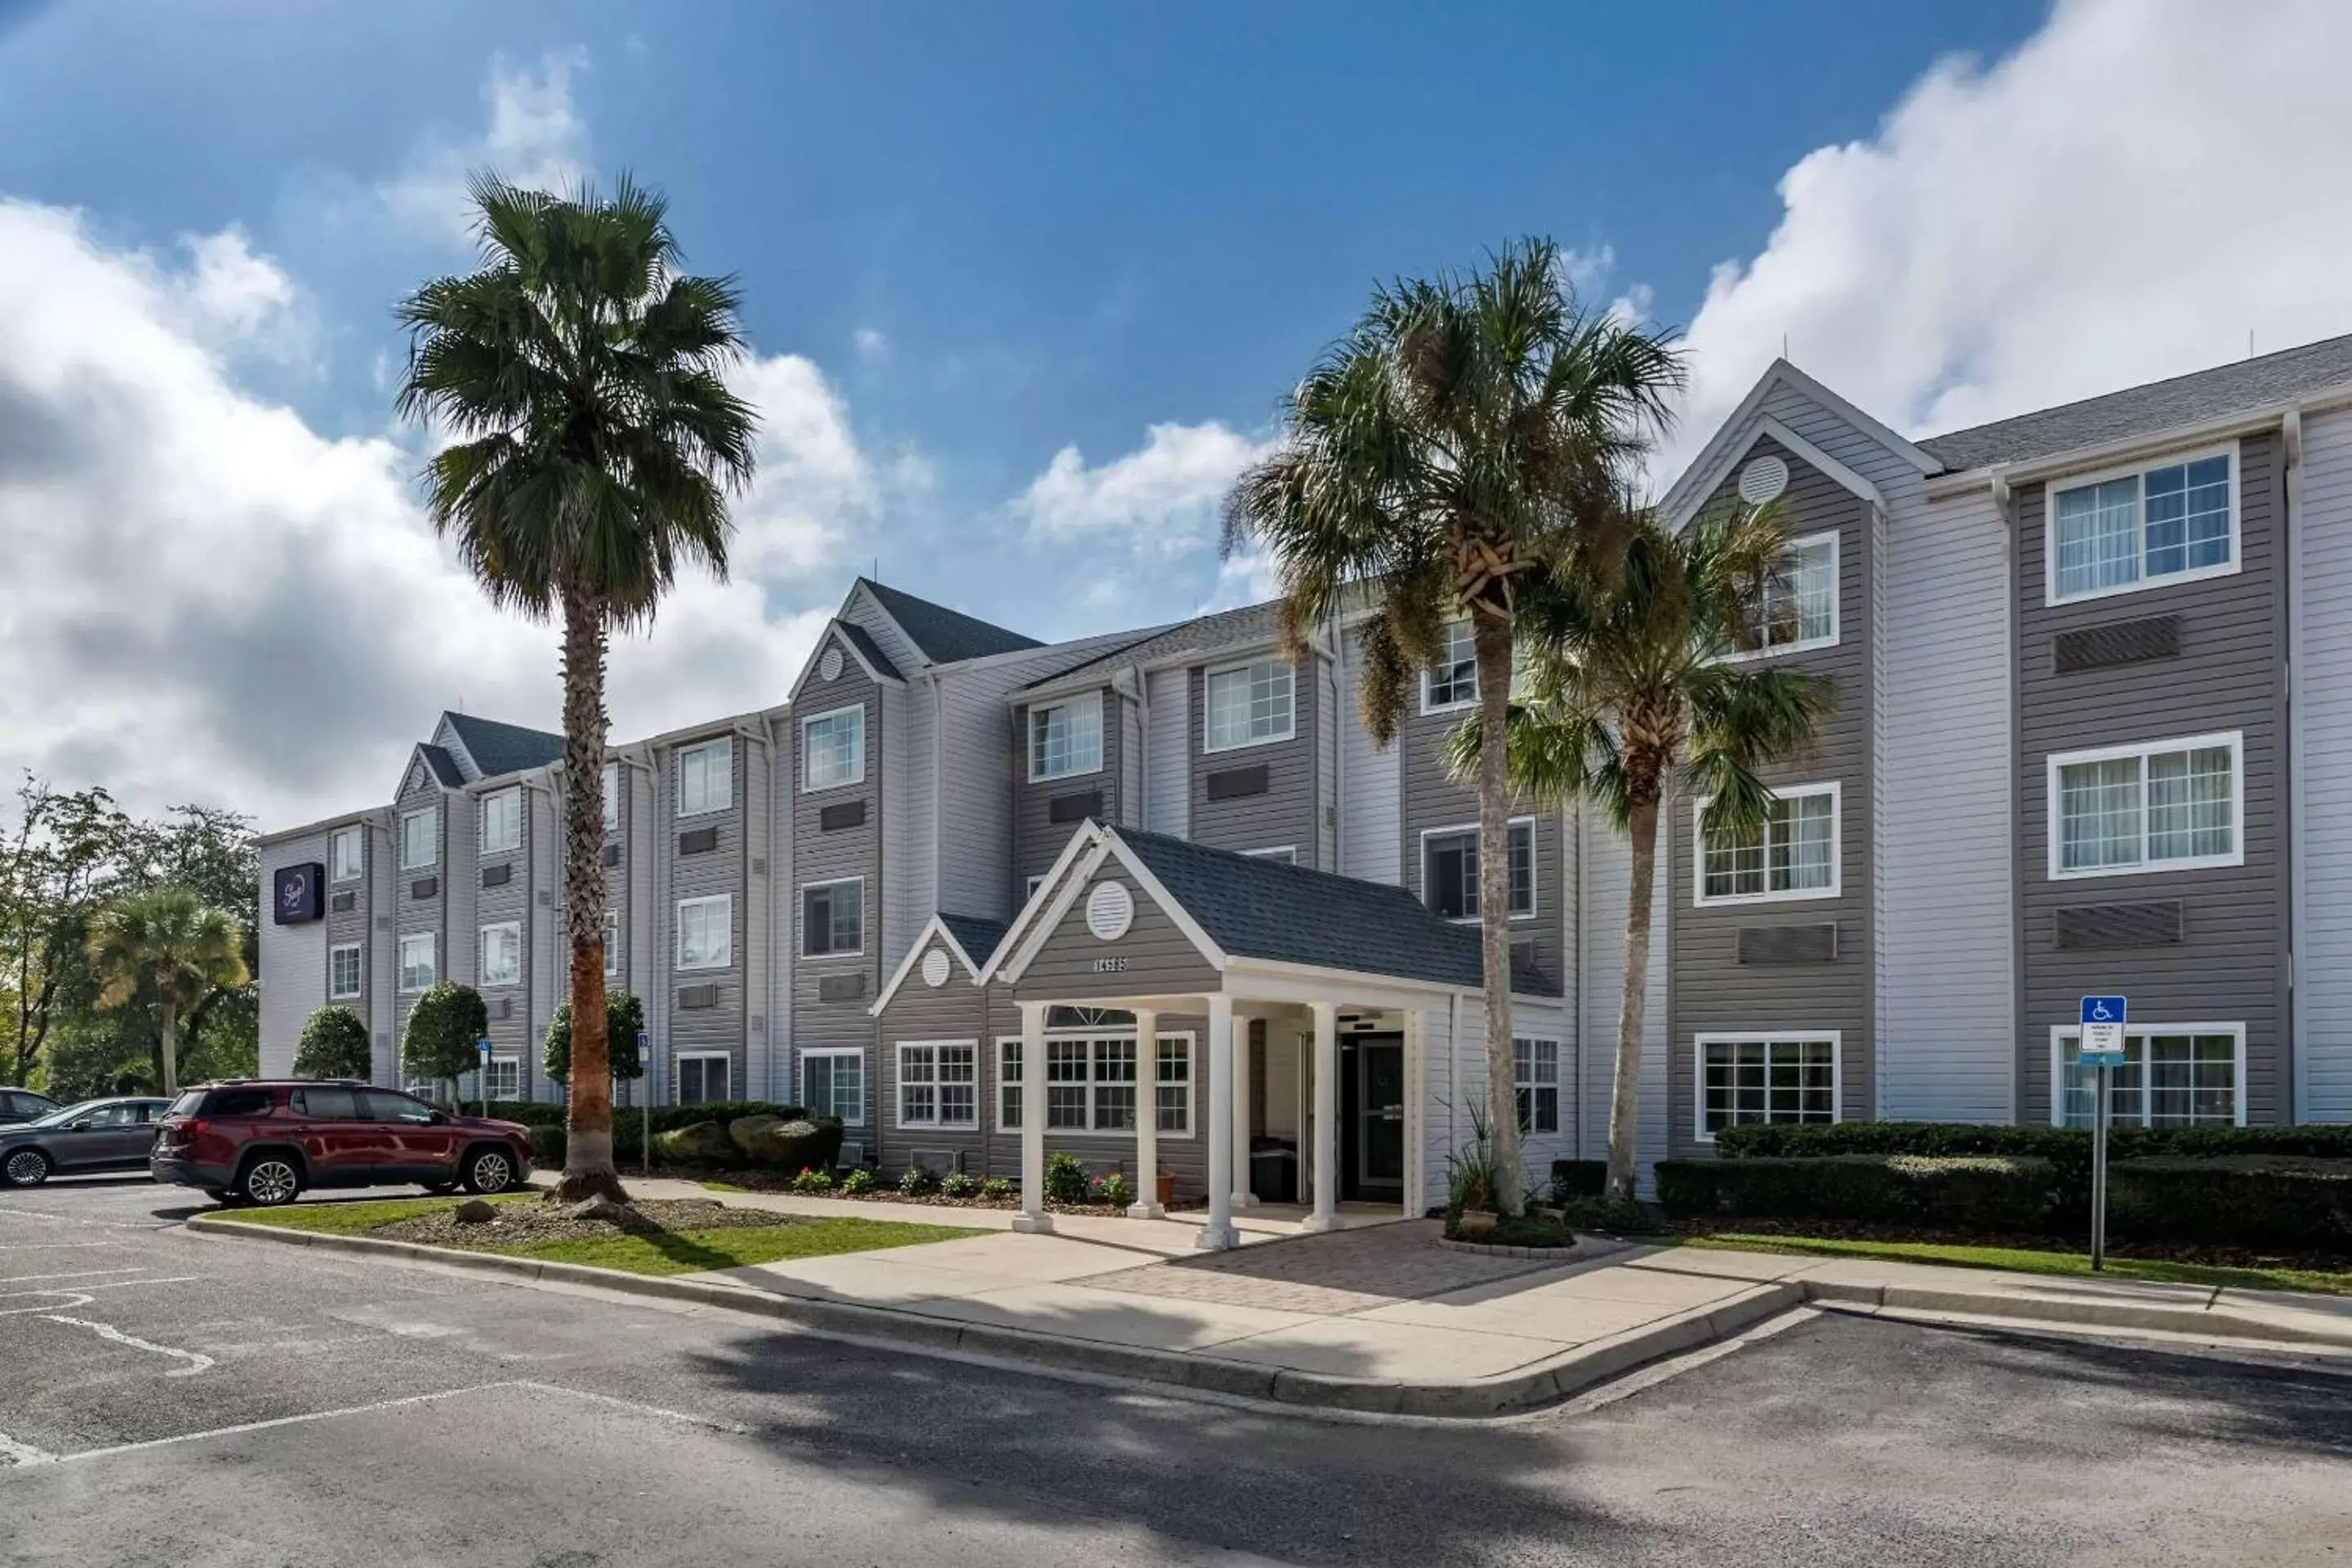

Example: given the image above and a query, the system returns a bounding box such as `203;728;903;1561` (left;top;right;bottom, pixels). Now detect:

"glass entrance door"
1355;1040;1404;1196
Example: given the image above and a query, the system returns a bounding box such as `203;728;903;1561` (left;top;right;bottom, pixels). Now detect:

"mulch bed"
1668;1214;2352;1275
375;1197;791;1250
661;1165;1197;1218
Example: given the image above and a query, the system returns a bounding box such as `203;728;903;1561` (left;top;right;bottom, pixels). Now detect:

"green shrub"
1452;1213;1575;1249
401;982;487;1096
791;1166;835;1194
2109;1157;2352;1251
1656;1154;2056;1232
1549;1160;1607;1200
899;1164;943;1196
841;1168;877;1195
941;1171;981;1199
294;1006;372;1080
1043;1152;1088;1205
1093;1171;1133;1207
979;1175;1013;1201
530;1125;565;1165
541;992;646;1085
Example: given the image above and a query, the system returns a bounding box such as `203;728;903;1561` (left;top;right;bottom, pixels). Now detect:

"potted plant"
1156;1169;1176;1209
1447;1105;1502;1238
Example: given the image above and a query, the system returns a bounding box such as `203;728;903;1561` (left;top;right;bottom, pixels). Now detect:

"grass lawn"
1682;1232;2352;1297
214;1192;537;1234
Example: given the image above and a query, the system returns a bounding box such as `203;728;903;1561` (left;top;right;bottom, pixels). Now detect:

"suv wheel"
3;1149;50;1188
462;1147;516;1196
239;1156;302;1207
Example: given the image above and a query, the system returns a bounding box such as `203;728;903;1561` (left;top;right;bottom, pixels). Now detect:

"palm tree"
1444;501;1833;1205
84;886;249;1095
395;175;758;1203
1225;238;1682;1214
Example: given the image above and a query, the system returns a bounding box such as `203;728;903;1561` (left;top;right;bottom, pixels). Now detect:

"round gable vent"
1738;454;1789;506
819;646;844;681
920;947;951;988
1085;880;1134;942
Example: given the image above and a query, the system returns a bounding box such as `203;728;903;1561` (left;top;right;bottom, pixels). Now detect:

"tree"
402;982;488;1104
1224;238;1682;1214
543;991;644;1086
295;1005;373;1080
82;887;250;1095
395;176;757;1203
1445;502;1833;1205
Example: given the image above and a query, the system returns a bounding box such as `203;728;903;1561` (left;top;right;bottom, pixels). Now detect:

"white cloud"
853;327;889;361
377;50;591;243
1658;0;2352;479
1014;420;1272;551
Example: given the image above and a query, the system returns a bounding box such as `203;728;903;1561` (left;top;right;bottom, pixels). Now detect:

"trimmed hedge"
1714;1120;2352;1163
1657;1154;2056;1233
2109;1157;2352;1251
1548;1160;1609;1200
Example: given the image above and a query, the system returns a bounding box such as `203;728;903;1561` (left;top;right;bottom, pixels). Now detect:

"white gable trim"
869;913;987;1016
430;715;483;782
1659;359;1936;527
843;580;923;667
984;826;1232;987
970;822;1113;984
788;622;902;704
1666;415;1886;531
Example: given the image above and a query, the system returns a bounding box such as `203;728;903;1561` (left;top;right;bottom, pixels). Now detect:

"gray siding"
791;633;884;1102
1012;873;1222;1002
323;818;373;1054
1189;652;1322;864
472;782;533;1087
1145;667;1190;836
666;728;751;1099
1337;630;1401;884
390;761;451;1052
1666;436;1876;1154
1013;685;1129;899
2296;408;2352;1120
2015;431;2289;1125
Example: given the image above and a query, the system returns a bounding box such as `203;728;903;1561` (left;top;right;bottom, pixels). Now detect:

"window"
328;942;363;1000
2054;1027;2242;1128
290;1087;361;1119
800;880;862;957
604;911;621;978
1028;693;1103;782
399;808;439;871
2050;732;2241;878
330;826;363;883
1696;783;1840;904
677;1053;731;1106
478;786;521;854
1514;1038;1560;1134
676;894;733;970
1699;1035;1838;1140
1024;874;1046;902
999;1032;1192;1134
602;760;621;831
1205;658;1294;751
801;1049;864;1125
678;737;733;816
2050;448;2235;602
1422;820;1535;921
1242;846;1297;864
1739;530;1838;654
897;1041;978;1129
397;933;436;992
1423;620;1477;710
801;706;864;792
479;921;521;987
481;1056;520;1101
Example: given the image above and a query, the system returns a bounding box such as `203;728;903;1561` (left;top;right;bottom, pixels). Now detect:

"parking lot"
5;1175;2351;1566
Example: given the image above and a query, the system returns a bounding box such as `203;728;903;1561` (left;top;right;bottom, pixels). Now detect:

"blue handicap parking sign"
2079;996;2127;1065
2080;996;2126;1025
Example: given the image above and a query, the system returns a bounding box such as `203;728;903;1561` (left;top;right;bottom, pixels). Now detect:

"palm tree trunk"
1605;785;1661;1207
158;996;179;1097
557;581;626;1204
1472;616;1525;1216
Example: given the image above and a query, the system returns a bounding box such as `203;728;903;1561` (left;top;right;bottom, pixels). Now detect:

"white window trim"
1722;528;1841;661
799;704;866;794
799;876;865;960
1693;1030;1843;1145
1420;619;1479;715
1513;1036;1562;1135
894;1039;982;1130
2044;729;2245;881
602;760;622;832
478;920;523;987
481;1054;522;1101
1023;874;1046;902
995;1030;1198;1139
800;1046;866;1126
675;1050;733;1107
2042;441;2242;607
604;910;621;978
676;736;735;817
1027;691;1105;783
1691;781;1842;907
478;786;522;856
328;942;363;1000
1419;817;1539;923
329;826;364;883
675;893;734;971
2046;1022;2247;1129
1201;656;1297;754
397;932;436;994
399;807;439;871
1242;846;1298;864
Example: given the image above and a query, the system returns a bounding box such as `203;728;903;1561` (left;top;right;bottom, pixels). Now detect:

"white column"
1196;994;1238;1250
1013;1000;1052;1234
1302;1000;1340;1232
1127;1007;1164;1219
1230;1011;1255;1209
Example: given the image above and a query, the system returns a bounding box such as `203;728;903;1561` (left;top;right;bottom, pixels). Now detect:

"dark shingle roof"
415;743;465;789
859;579;1042;665
1021;600;1283;691
443;713;564;779
1919;332;2352;472
938;914;1009;969
835;621;903;683
1117;828;1557;996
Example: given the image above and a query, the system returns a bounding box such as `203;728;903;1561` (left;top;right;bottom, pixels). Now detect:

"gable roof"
1658;359;1938;528
833;621;904;684
857;578;1043;665
1920;332;2352;473
1020;600;1284;693
442;713;564;779
938;914;1009;969
870;911;1009;1014
414;743;465;789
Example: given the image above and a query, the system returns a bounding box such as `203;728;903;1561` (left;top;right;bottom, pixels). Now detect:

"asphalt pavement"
3;1175;2349;1566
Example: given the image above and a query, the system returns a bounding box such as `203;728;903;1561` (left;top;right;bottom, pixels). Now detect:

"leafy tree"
543;991;644;1085
395;176;757;1201
1225;237;1682;1213
401;982;488;1104
82;886;250;1095
294;1004;373;1080
1444;502;1832;1205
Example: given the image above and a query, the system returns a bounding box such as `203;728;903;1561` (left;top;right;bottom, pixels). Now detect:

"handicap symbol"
2089;1000;2114;1022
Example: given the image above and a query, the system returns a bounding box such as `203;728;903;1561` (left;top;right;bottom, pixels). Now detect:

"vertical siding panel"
2295;410;2352;1119
1337;631;1401;884
1146;667;1191;837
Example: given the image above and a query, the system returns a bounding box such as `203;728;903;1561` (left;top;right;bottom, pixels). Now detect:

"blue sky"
6;0;2350;822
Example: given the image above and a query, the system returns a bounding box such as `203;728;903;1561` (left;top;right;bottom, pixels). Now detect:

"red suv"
151;1081;532;1207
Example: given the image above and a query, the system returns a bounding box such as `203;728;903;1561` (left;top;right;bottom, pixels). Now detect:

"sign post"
476;1037;493;1120
2078;996;2127;1272
637;1030;653;1178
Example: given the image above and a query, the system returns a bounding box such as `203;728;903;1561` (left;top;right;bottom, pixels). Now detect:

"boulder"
727;1115;786;1158
564;1195;631;1224
651;1120;737;1165
740;1117;828;1168
452;1198;497;1224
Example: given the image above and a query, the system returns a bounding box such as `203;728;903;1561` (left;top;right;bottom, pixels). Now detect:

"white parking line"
0;1267;149;1285
0;1430;56;1467
0;1277;200;1316
0;1241;117;1252
36;1314;213;1376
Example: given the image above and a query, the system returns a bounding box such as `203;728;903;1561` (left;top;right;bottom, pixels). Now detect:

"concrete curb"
1798;1276;2352;1348
1437;1236;1586;1261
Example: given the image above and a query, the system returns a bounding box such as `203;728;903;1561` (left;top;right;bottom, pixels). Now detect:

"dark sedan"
1;1097;172;1187
1;1087;60;1125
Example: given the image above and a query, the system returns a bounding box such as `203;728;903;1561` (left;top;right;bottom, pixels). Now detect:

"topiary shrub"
1043;1152;1088;1205
941;1171;981;1199
791;1166;835;1194
1092;1171;1133;1208
898;1164;943;1196
402;982;487;1101
294;1005;372;1080
1656;1154;2056;1232
979;1175;1013;1201
841;1168;877;1195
